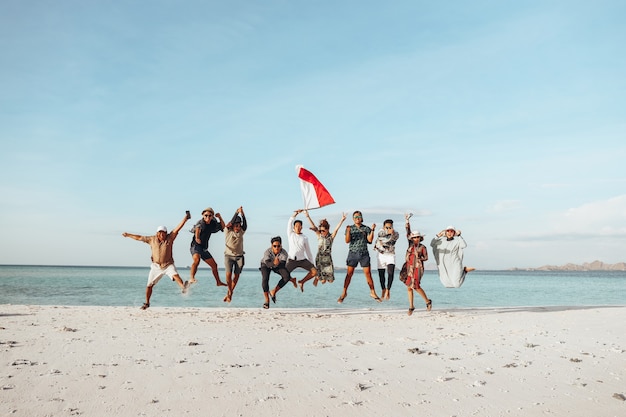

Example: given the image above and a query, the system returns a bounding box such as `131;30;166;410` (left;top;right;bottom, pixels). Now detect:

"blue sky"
1;0;624;270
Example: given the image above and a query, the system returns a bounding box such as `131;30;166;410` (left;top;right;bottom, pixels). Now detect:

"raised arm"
331;212;347;239
171;211;192;237
367;224;376;243
239;206;247;231
216;212;226;231
304;210;318;234
405;212;412;238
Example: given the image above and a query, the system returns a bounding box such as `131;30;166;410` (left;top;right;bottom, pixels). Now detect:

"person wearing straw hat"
122;211;191;310
402;214;431;315
430;225;475;288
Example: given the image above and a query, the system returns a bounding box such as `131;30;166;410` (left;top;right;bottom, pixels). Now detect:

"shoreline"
2;305;625;416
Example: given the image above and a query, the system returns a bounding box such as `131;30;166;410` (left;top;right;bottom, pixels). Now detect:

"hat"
156;226;167;233
445;225;456;231
409;230;425;239
202;207;214;215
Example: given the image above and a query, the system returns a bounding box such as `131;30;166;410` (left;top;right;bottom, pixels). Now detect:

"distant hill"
511;260;626;271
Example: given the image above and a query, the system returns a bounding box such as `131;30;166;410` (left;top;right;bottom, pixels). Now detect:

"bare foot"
370;294;382;303
189;278;198;284
337;293;346;304
298;281;304;293
216;280;228;287
290;277;297;288
313;277;319;287
464;267;476;273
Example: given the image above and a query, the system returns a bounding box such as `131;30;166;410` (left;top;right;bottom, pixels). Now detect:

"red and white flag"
296;165;335;209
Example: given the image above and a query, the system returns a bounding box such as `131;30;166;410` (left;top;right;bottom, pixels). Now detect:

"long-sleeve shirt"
224;213;246;256
287;216;313;261
260;247;289;269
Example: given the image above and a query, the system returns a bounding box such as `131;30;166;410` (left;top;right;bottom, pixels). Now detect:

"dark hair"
294;219;303;227
353;210;362;217
384;219;393;225
318;219;330;230
271;236;282;244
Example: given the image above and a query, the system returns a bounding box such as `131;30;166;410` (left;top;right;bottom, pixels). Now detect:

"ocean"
1;265;625;310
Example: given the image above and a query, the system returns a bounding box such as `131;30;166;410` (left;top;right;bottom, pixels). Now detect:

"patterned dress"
405;244;427;289
315;234;335;282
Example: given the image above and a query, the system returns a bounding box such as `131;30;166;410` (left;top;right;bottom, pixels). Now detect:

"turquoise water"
0;265;624;309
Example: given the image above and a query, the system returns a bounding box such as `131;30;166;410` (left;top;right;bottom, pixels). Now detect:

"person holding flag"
286;209;317;292
303;210;347;286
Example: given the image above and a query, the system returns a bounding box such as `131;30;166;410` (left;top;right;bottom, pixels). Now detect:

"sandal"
270;293;277;304
263;302;269;309
140;303;150;310
426;299;432;311
337;295;346;304
408;307;415;316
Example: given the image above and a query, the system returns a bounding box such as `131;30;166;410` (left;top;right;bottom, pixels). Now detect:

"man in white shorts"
122;211;191;310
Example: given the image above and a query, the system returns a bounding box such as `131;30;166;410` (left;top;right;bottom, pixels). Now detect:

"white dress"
430;235;468;288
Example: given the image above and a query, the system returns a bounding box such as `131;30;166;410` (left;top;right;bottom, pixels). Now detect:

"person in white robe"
430;225;475;288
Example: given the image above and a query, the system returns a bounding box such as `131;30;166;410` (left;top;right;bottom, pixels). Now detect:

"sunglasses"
353;216;362;219
203;214;213;218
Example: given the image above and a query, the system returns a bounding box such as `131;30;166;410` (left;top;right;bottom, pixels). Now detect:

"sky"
1;0;625;270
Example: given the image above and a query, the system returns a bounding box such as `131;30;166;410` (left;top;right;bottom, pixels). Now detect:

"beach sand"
1;304;624;416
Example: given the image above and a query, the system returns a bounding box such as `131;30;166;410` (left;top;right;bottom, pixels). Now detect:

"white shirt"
287;216;313;261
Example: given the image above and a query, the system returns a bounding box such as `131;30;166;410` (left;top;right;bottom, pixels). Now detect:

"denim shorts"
190;245;213;260
346;251;370;268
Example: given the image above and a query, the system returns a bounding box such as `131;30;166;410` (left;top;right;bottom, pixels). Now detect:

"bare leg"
206;258;227;286
172;274;189;293
407;288;414;316
142;285;154;309
415;288;431;311
298;268;317;292
263;291;270;308
225;274;240;302
224;269;233;302
189;253;202;283
338;266;355;303
363;266;381;302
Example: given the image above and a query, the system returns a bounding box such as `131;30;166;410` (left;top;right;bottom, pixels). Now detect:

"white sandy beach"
1;304;624;417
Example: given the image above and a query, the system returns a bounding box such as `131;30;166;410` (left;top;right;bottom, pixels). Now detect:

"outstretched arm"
304;210;318;234
122;232;143;241
405;212;412;238
331;212;347;239
171;211;192;238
